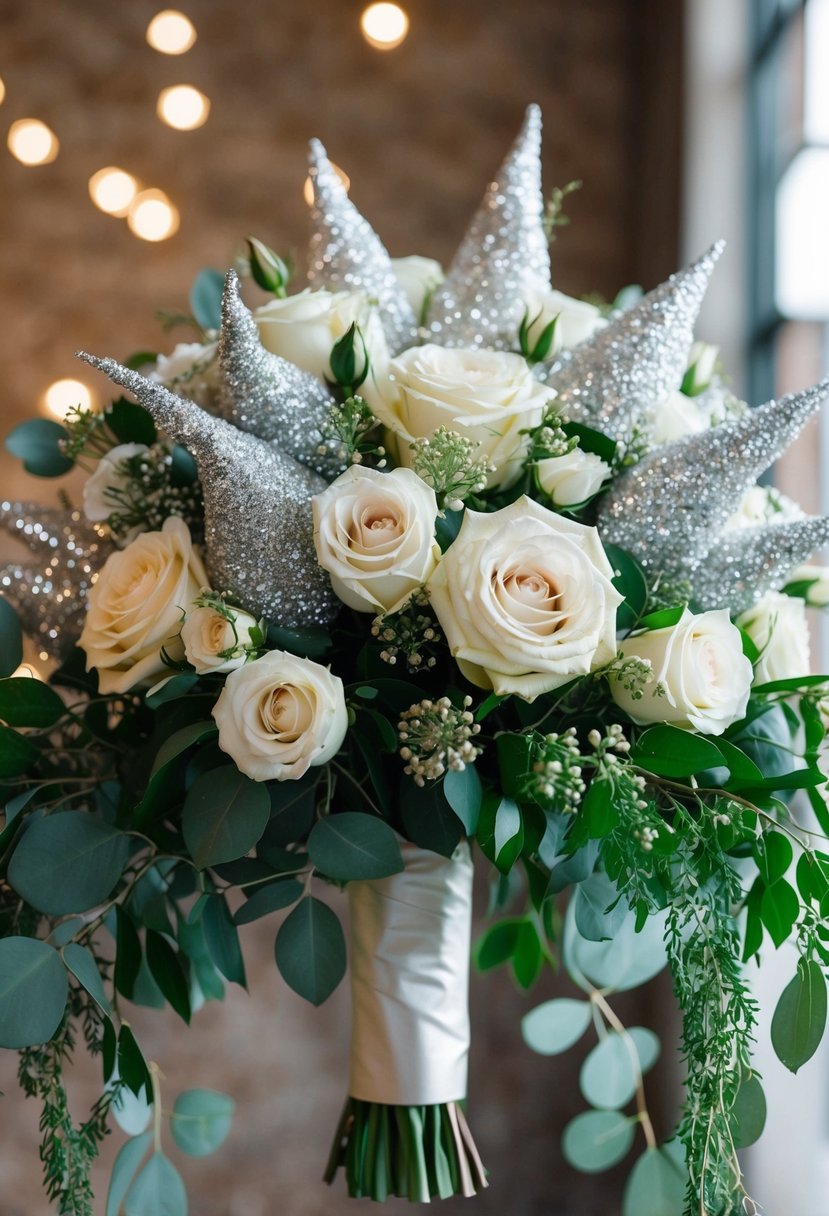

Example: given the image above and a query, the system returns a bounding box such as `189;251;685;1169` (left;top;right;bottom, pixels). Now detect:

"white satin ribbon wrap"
348;839;473;1106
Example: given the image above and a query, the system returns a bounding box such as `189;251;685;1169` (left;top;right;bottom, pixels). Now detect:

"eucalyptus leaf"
573;870;627;942
579;1028;660;1109
106;1131;153;1216
233;879;303;925
182;766;270;869
0;936;68;1048
145;930;191;1023
0;722;39;777
202;896;247;987
125;1152;187;1216
307;813;403;882
729;1073;767;1148
521;998;592;1056
443;765;483;835
5;417;73;477
621;1147;686;1216
561;1109;635;1172
170;1088;235;1157
564;901;668;993
189;267;225;331
111;1084;153;1137
63;942;112;1017
0;597;23;677
400;777;463;858
8;811;130;915
771;959;827;1073
274;897;346;1006
0;677;67;726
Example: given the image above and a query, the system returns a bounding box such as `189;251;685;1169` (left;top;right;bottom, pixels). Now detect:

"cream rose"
535;447;611;506
374;345;549;490
786;564;829;607
151;341;218;410
212;649;347;781
612;608;752;734
737;592;811;684
428;496;623;700
312;466;439;614
392;256;444;319
79;516;208;694
181;604;260;675
83;443;149;524
650;390;707;446
521;284;605;353
254;288;389;397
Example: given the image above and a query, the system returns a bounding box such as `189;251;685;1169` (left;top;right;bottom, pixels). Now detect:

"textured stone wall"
0;1;683;1212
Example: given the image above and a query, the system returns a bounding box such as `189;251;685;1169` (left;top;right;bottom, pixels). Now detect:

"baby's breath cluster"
103;444;204;542
398;695;482;786
409;427;491;512
607;653;657;701
525;405;577;463
317;394;386;470
529;727;586;813
371;591;442;671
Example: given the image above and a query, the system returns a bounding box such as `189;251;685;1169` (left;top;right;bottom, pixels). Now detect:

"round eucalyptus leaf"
622;1147;687;1216
5;417;73;477
521;998;592;1056
307;813;403;882
182;766;270;870
275;897;346;1006
729;1073;767;1149
564;900;667;993
579;1028;660;1110
106;1131;153;1216
170;1088;235;1157
561;1109;635;1173
125;1152;187;1216
7;811;130;915
0;936;68;1048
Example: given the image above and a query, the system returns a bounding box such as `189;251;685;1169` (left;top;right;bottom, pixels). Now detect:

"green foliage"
771;959;827;1074
307;813;403;882
170;1088;235;1157
8;813;130;915
0;675;66;726
107;1132;153;1216
274;897;346;1006
246;237;291;295
622;1147;686;1216
182;766;270;869
124;1151;187;1216
0;597;24;677
579;1028;659;1109
0;937;68;1048
562;1109;635;1172
6;417;74;477
189;268;225;331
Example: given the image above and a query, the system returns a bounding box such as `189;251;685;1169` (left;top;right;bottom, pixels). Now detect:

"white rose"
312;466;439;614
151;341;218;410
83;443;149;524
535;447;611;506
786;564;829;607
181;604;260;675
391;256;444;319
651;390;707;445
428;496;623;700
725;484;804;531
737;592;811;684
79;516;208;695
212;649;348;781
521;284;605;353
612;608;752;735
374;345;549;490
254;288;389;400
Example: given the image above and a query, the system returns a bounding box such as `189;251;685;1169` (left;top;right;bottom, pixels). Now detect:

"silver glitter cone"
0;504;113;658
427;103;550;350
540;242;725;440
307;139;418;355
216;270;341;478
691;516;829;613
596;379;829;576
77;353;338;627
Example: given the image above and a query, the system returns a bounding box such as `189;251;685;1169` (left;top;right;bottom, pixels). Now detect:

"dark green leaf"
562;421;617;465
170;1088;235;1157
0;597;23;678
760;879;799;948
0;936;68;1048
511;919;543;989
475;919;524;971
145;673;199;708
631;726;725;778
771;959;827;1072
202;895;246;986
117;1024;152;1098
729;1073;767;1148
5;417;73;477
496;732;535;799
477;793;523;874
8;811;130;915
261;773;318;846
605;543;648;630
573;870;627;942
189;268;225;331
233;879;303;925
114;907;143;1000
754;831;793;884
0;721;40;777
265;622;332;659
63;942;111;1017
400;778;463;858
107;396;157;445
0;677;66;726
182;766;270;869
307;813;403;882
145;930;191;1023
125;1152;187;1216
753;674;829;694
274;896;346;1005
106;1132;153;1216
634;604;686;631
443;766;483;835
742;878;764;961
579;778;618;840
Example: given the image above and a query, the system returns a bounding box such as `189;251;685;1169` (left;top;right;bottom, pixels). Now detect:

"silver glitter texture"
691;516;829;613
540;242;724;440
596;380;829;579
0;502;113;658
216;270;341;478
427;103;550;350
77;353;339;627
307;139;418;355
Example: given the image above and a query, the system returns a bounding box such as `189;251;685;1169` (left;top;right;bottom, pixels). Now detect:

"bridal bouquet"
3;104;829;1216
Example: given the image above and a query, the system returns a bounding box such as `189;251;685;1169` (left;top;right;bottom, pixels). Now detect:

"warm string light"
127;188;180;241
360;3;410;50
43;378;93;420
157;84;210;130
304;162;351;206
0;77;6;106
7;118;59;165
146;9;197;54
88;167;138;216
